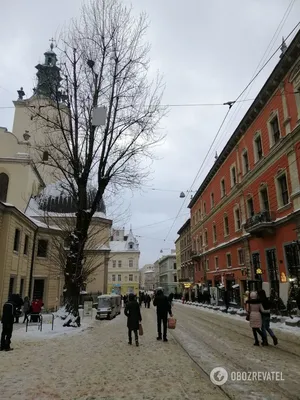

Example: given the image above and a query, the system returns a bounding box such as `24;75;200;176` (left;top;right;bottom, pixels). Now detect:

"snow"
173;300;300;336
13;307;96;341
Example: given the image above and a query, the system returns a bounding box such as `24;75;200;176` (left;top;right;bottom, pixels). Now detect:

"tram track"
169;303;300;400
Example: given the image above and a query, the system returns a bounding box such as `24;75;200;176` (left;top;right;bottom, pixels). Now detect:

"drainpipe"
28;228;38;299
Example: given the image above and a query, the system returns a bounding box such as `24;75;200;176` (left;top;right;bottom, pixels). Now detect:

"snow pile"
13;308;96;341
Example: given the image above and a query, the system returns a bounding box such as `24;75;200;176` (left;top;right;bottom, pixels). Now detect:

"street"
0;303;300;400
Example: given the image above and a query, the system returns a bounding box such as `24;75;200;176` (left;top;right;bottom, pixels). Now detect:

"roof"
177;218;191;235
188;29;300;209
109;240;140;253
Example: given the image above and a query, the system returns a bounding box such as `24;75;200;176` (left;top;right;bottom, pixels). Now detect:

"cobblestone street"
0;306;224;400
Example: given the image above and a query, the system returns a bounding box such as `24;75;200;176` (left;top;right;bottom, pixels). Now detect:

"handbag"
139;323;143;336
168;317;177;329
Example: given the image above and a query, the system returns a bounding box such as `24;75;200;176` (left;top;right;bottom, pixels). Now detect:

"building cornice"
189;30;300;209
177;218;191;235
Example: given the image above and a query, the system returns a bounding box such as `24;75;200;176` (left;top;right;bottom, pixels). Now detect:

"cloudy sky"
1;0;300;267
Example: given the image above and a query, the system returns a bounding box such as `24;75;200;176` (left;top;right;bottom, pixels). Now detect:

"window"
277;174;289;207
174;263;177;269
0;172;9;202
242;150;249;175
129;259;133;268
112;274;116;281
204;230;208;246
118;274;121;281
270;115;280;145
24;235;29;255
224;215;229;236
260;187;269;211
215;256;219;270
254;134;263;162
174;275;177;282
129;274;133;282
234;208;241;231
203;202;206;216
206;259;209;271
213;224;217;243
118;260;122;268
37;239;48;257
210;192;215;208
221;179;226;197
129;244;133;249
200;235;203;247
13;229;20;252
238;249;245;265
247;197;254;217
112;260;116;268
231;165;237;187
19;278;24;297
226;253;232;268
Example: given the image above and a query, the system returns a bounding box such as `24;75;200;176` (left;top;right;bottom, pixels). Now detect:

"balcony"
244;210;275;236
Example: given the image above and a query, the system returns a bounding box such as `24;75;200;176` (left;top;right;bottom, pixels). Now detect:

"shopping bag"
168;317;177;329
139;323;144;336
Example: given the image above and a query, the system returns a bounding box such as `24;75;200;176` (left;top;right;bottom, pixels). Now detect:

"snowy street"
1;303;300;400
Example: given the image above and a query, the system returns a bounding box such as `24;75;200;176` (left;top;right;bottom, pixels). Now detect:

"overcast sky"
1;0;300;267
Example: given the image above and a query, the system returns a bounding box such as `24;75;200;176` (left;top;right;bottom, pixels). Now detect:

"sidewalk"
0;306;222;400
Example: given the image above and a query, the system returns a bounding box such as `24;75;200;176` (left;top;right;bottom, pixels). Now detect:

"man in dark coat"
124;293;142;346
1;296;16;351
153;289;172;342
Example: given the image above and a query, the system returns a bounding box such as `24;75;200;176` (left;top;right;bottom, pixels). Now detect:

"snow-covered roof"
109;240;140;253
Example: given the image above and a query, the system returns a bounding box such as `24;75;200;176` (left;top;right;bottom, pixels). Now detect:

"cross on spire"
49;37;55;51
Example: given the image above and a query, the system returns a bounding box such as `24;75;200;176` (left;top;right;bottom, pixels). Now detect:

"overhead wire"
163;19;300;243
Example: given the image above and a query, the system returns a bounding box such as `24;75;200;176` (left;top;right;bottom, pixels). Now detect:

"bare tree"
29;0;165;319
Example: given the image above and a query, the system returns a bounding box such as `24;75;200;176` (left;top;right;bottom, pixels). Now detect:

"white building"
107;228;140;295
139;264;155;291
158;253;178;295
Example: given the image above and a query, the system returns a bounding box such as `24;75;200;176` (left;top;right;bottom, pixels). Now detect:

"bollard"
51;313;55;331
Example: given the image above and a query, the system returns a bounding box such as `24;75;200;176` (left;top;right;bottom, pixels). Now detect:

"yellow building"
0;44;112;311
107;228;140;295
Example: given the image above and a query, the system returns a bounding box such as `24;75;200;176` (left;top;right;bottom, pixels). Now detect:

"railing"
25;313;55;332
244;210;275;230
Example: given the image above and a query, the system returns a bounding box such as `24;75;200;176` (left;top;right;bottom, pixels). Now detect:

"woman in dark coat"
124;293;142;346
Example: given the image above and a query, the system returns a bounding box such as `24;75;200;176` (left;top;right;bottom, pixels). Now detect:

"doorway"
266;249;279;295
33;279;45;300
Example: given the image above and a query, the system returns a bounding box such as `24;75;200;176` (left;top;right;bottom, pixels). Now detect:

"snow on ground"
13;308;96;341
0;307;226;400
173;300;300;337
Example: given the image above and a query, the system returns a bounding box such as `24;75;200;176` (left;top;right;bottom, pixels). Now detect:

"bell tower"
35;40;61;98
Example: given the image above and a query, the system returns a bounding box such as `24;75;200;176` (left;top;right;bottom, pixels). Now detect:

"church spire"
35;40;62;98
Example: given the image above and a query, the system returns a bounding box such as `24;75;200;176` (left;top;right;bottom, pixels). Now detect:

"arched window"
0;173;9;202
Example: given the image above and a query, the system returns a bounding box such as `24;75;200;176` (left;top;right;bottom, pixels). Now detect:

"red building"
189;31;300;307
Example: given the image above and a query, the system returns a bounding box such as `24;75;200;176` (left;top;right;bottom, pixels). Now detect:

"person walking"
153;289;172;342
246;291;266;346
124;293;142;346
22;296;31;324
146;294;151;309
258;289;278;346
1;296;16;351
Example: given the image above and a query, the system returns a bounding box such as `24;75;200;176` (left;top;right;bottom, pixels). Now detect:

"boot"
163;337;168;342
135;340;139;347
254;341;259;346
272;336;278;346
261;339;269;346
157;335;162;340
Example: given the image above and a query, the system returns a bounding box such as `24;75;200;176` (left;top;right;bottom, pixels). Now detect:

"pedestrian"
1;296;16;351
258;289;278;346
146;294;151;308
153;289;173;342
246;291;266;346
223;290;230;312
168;292;174;307
23;296;31;324
124;293;142;346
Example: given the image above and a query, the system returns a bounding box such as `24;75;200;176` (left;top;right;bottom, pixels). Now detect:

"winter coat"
247;299;263;328
153;294;172;317
23;299;30;313
31;300;43;314
1;301;16;325
124;300;142;331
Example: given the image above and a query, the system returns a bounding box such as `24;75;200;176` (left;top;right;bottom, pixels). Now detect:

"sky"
1;0;300;267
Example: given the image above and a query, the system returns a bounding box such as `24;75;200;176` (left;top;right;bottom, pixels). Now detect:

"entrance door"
252;253;263;291
266;249;279;295
33;279;45;300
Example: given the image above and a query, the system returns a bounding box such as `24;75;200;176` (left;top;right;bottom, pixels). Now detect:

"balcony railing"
244;210;275;232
